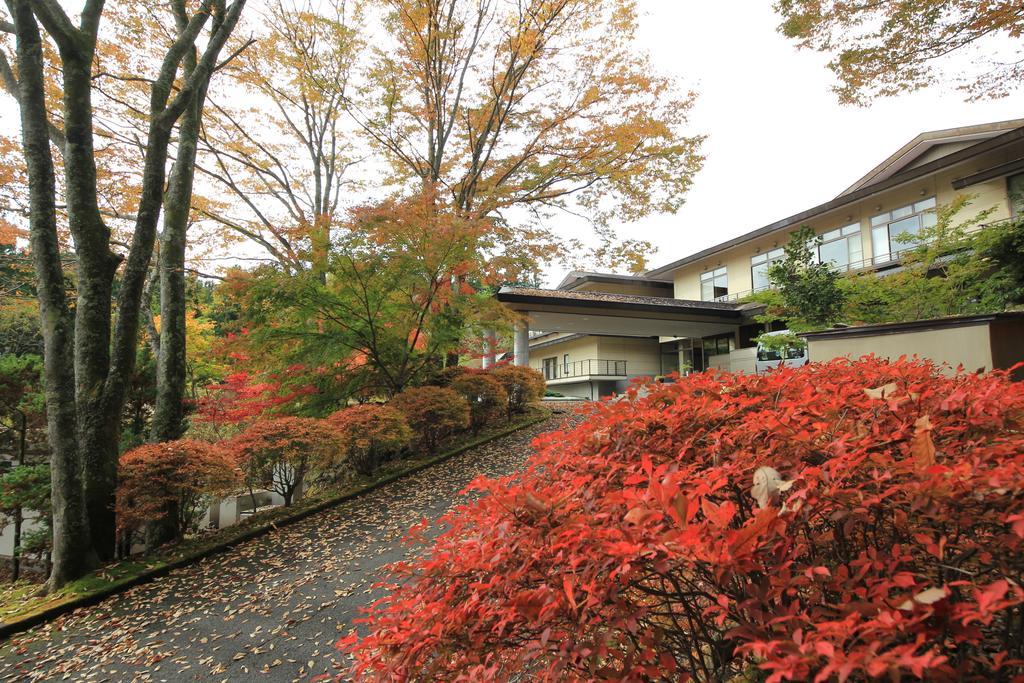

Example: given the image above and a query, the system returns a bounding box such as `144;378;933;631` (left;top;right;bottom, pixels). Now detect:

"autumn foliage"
491;365;547;416
228;417;342;506
343;359;1024;681
116;440;241;545
390;386;470;452
325;404;414;475
451;374;508;435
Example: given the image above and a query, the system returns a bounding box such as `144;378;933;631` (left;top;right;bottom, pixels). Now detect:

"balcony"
543;358;627;382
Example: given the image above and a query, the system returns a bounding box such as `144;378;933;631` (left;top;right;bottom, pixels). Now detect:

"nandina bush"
325;404;414;475
451;373;508;434
228;417;342;506
491;365;546;416
117;440;240;548
342;358;1024;681
390;386;470;451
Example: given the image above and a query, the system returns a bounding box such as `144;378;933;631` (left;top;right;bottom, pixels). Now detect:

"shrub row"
116;365;546;552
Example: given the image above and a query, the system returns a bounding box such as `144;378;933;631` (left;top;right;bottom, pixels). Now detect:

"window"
750;248;784;291
542;357;557;380
870;197;937;265
563;353;570;374
700;267;728;301
1009;173;1024;217
701;334;734;359
817;223;863;270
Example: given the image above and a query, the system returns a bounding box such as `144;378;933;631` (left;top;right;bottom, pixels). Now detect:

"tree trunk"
152;49;209;444
9;0;99;589
11;412;26;582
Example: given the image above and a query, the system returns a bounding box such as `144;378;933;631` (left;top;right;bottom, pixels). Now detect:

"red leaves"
342;358;1024;681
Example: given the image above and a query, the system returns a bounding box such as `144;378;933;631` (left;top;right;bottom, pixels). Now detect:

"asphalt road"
0;414;574;682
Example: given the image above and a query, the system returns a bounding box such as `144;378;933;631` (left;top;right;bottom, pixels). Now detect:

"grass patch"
0;407;552;634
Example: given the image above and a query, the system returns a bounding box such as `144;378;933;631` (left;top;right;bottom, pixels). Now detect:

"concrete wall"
529;335;600;374
668;141;1021;301
806;324;995;373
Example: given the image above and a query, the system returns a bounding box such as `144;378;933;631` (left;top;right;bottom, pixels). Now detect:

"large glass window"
700;267;728;301
870;197;937;265
817;223;863;270
750;247;784;291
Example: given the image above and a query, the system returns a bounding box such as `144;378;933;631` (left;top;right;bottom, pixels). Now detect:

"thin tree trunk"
9;0;99;589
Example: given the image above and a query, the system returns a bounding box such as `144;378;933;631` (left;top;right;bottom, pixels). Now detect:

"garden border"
0;412;552;641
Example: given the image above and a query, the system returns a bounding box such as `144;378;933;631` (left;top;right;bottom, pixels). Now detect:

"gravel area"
0;412;581;682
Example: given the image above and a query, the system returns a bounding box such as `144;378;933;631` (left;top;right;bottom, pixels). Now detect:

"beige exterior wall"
669;141;1021;302
529;335;600;375
596;337;662;378
807;324;995;374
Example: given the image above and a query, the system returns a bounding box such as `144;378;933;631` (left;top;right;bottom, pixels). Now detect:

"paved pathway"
0;414;576;682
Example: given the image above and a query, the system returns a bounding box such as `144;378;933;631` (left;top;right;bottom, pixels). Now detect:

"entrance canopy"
496;286;747;338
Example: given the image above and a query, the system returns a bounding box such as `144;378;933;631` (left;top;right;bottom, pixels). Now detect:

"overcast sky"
597;1;1024;281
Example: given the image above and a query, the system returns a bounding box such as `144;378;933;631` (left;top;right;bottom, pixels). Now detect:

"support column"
513;320;530;367
482;329;497;369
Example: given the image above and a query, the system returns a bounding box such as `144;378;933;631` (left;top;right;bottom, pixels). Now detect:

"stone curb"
0;413;552;641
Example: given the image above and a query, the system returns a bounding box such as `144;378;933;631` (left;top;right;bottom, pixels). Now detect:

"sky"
591;1;1024;282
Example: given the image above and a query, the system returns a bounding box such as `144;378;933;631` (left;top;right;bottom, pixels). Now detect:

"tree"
0;464;51;581
233;195;509;403
342;358;1024;681
0;354;45;580
390;386;469;452
775;0;1024;103
753;225;845;332
451;373;506;434
230;417;342;506
325;404;413;475
116;439;240;551
2;0;246;587
491;365;546;417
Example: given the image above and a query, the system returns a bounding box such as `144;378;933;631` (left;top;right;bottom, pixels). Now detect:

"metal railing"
543;358;627;380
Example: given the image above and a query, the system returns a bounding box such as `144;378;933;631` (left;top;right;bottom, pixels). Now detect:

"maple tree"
451;373;507;435
775;0;1024;103
343;358;1024;681
325;404;413;475
492;365;546;417
228;417;342;507
192;370;316;433
389;385;470;452
116;439;240;551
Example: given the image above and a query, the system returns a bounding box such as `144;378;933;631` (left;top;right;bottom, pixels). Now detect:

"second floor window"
750;248;784;291
700;267;728;301
818;223;863;270
870;197;936;264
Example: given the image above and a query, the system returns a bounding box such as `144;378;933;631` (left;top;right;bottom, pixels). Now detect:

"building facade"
497;119;1024;398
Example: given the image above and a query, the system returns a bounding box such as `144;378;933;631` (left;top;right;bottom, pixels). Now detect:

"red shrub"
342;359;1024;681
325;404;414;475
390;386;470;451
451;373;508;434
491;365;546;416
117;440;240;545
228;417;342;506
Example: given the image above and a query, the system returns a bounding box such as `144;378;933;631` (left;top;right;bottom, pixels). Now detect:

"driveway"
0;414;576;682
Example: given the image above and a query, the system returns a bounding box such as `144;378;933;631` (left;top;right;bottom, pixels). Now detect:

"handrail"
542;358;627;380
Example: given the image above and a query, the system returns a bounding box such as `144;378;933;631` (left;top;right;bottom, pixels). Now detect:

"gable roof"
645;121;1024;279
837;118;1024;197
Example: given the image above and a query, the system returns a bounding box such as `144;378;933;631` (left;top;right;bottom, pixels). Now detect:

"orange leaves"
910;414;936;471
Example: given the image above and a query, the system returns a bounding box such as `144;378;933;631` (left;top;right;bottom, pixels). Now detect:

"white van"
755;330;809;374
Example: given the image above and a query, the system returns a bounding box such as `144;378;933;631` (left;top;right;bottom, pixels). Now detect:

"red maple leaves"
341;358;1024;682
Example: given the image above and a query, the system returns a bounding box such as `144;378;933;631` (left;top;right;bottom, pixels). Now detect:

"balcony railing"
543;359;627;381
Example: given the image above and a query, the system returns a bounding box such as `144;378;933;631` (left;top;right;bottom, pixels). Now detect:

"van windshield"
757;347;782;361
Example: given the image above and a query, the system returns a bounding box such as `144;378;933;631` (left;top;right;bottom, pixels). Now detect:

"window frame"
817;223;863;270
870;197;937;265
750;247;785;292
699;266;729;301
